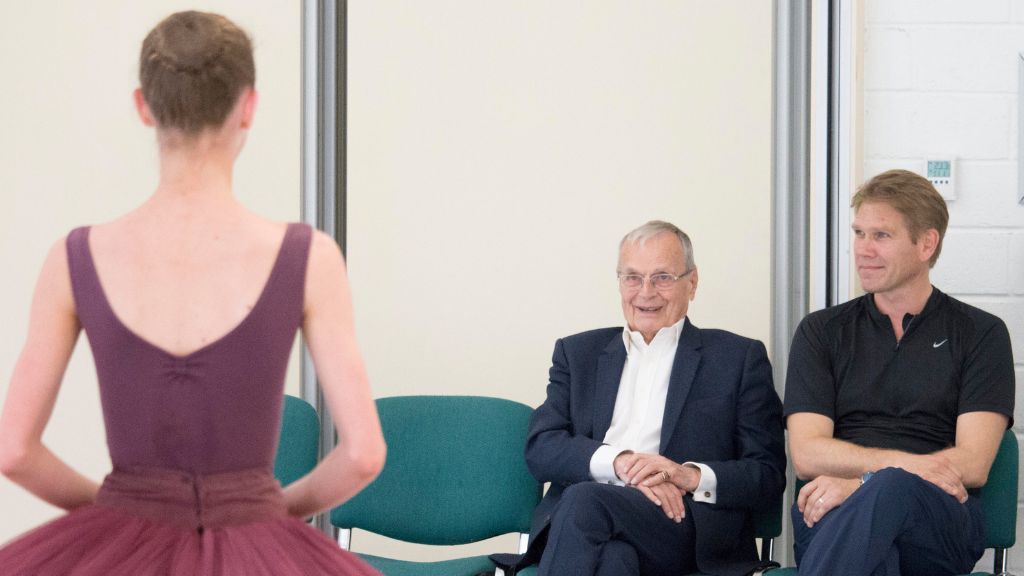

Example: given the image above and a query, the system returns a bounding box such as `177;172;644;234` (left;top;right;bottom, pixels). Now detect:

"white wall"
0;1;300;543
862;0;1024;568
346;0;773;560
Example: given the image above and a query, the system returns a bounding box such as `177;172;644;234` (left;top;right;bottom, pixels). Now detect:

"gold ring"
661;470;670;482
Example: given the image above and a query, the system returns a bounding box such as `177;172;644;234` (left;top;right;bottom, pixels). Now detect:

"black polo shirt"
784;287;1014;455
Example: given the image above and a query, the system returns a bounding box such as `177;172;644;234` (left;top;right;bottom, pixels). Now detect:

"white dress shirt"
588;317;718;503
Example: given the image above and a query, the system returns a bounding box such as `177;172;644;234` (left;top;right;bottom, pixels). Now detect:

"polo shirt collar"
865;285;945;328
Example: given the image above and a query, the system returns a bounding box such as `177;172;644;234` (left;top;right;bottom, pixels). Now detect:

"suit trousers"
793;467;984;576
537;482;697;576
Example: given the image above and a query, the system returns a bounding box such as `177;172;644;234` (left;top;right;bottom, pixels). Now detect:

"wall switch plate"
925;158;955;201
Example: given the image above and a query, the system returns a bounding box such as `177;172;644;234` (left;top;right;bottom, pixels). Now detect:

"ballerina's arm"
0;238;100;510
282;230;386;518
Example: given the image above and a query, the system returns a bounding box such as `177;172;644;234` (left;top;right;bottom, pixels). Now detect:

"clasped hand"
613;452;699;524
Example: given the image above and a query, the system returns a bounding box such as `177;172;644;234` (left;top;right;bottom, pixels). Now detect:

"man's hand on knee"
796;475;859;528
887;453;967;503
613;452;698;524
634;481;685;523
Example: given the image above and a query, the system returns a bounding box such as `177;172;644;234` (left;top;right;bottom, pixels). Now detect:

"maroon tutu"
0;224;379;574
0;468;378;576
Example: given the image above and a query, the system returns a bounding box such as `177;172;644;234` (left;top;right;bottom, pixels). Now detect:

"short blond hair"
853;170;948;267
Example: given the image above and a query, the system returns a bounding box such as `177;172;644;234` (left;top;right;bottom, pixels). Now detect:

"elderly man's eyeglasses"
617;270;694;290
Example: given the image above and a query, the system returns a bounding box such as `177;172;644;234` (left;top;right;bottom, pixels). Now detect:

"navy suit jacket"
524;323;786;576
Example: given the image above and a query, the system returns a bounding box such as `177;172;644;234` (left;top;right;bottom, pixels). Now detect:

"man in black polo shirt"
784;169;1015;576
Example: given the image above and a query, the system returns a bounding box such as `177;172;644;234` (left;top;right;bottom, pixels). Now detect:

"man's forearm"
789;412;1006;500
787;412;941;481
935;446;987;488
798;442;988;487
791;434;902;480
792;433;977;500
935;412;1009;488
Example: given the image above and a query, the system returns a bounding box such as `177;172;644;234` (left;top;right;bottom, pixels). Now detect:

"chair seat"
359;553;496;576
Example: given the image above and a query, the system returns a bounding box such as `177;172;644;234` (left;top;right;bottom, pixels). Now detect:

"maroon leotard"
0;223;379;575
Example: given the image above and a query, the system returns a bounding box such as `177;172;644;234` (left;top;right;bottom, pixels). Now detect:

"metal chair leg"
993;547;1010;576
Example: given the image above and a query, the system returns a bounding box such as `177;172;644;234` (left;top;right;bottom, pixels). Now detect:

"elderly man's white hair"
618;220;696;271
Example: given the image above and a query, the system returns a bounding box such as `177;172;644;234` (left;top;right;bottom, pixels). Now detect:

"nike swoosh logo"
933;339;948;348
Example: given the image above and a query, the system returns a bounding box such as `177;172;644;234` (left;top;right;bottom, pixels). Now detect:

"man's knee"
552;482;627;531
869;467;917;486
559;482;608;508
555;482;612;519
859;467;927;502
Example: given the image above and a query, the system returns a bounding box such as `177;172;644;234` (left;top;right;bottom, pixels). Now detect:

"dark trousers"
537;482;697;576
793;467;985;576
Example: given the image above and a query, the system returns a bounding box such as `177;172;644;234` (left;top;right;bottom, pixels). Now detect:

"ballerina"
0;10;385;575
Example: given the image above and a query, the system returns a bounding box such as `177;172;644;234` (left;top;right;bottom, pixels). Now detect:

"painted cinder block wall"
862;0;1024;569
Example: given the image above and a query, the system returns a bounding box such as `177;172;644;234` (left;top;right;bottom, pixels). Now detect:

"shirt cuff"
590;445;627;486
684;462;717;503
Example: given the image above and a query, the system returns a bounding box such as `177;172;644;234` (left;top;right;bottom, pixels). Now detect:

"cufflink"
703;491;711;498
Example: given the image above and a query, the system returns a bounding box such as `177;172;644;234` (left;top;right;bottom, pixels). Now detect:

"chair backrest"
330;395;542;545
980;429;1018;550
274;395;321;487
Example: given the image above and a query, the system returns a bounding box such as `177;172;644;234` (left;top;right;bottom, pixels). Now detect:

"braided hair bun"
139;11;254;134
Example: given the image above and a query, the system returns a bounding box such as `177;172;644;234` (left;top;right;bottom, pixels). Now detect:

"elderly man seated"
492;220;786;576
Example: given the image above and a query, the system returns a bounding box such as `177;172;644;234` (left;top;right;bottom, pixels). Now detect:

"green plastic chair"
768;430;1019;576
968;430;1019;576
330;395;542;576
273;394;320;487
